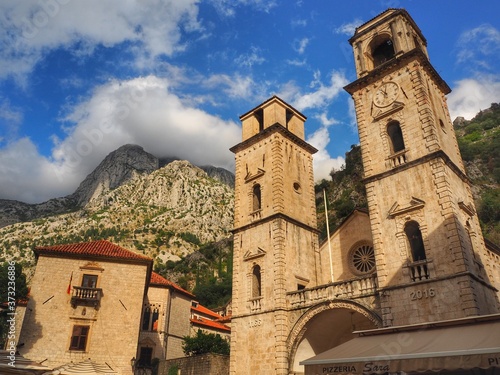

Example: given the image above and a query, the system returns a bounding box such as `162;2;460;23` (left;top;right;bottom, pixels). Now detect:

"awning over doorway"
301;314;500;374
0;350;52;374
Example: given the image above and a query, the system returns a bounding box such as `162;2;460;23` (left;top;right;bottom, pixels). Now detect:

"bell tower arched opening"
371;37;395;68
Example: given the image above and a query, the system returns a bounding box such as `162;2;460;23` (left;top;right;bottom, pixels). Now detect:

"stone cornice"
344;49;451;95
230;123;318;155
232;212;320;235
362;150;470;185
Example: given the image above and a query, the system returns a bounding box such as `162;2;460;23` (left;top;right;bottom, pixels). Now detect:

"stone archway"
287;300;382;374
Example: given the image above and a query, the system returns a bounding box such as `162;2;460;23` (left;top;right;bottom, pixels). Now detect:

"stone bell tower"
229;96;320;374
344;9;499;327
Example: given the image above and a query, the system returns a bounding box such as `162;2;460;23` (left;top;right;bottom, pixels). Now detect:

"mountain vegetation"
318;103;500;246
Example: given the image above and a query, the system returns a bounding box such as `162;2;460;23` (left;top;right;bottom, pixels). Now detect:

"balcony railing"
406;259;431;282
389;150;407;168
287;274;378;309
250;296;262;312
251;209;262;222
71;286;103;309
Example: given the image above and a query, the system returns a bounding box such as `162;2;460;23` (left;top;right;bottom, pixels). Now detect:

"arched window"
372;38;395;67
387;121;405;153
405;221;427;262
255;108;264;132
252;184;261;211
141;307;151;331
252;265;262;298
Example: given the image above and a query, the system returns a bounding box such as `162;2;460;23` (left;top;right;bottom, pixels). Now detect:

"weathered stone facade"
160;353;229;375
229;9;500;375
18;242;152;375
138;273;194;364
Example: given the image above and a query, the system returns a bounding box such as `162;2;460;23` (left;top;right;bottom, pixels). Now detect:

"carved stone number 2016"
410;288;436;301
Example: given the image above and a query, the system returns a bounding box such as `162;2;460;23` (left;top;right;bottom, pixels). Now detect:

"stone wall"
159;353;229;375
18;255;149;375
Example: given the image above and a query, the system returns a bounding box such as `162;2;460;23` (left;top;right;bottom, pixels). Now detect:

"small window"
439;119;446;132
286;109;293;129
142;306;159;331
69;325;89;351
255;108;264;132
405;221;427;261
138;347;153;367
387;121;405;153
81;274;98;288
142;307;151;331
252;184;261;211
252;265;262;298
151;309;159;331
293;182;301;193
372;38;395;67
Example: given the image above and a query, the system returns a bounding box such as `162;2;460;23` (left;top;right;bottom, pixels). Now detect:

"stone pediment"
243;247;266;261
388;197;425;218
245;168;265;183
372;101;404;120
458;201;476;216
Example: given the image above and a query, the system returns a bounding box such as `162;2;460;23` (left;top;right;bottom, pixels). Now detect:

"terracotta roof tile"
190;316;230;332
149;272;194;297
192;304;223;320
35;240;152;263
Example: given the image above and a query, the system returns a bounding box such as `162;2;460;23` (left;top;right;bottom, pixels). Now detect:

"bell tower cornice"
344;48;451;95
230;122;318;155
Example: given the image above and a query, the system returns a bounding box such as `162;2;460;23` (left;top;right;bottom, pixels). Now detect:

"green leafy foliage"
154;239;233;308
454;103;500;243
182;329;230;356
316;145;367;242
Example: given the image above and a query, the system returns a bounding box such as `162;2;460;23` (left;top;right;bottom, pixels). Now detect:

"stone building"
229;8;500;375
190;301;231;339
138;271;195;367
18;240;152;375
17;240;229;374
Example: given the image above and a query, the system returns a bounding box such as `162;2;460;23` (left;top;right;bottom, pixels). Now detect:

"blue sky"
0;0;499;203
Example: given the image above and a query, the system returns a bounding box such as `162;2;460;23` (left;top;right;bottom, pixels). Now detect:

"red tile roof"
35;240;152;263
192;304;223;320
149;272;195;297
190;316;230;332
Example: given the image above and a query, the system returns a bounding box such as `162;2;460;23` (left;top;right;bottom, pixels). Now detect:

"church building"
229;9;500;375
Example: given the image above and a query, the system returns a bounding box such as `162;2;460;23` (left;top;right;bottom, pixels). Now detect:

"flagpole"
324;189;334;283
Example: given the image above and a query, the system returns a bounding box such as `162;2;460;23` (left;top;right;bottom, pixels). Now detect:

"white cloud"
276;70;348;181
0;97;23;138
307;127;344;182
293;38;310;55
0;75;241;203
289;71;349;111
448;75;500;120
456;24;500;69
0;0;201;82
314;112;338;127
0;138;76;202
333;19;362;36
209;0;278;17
204;74;256;99
234;46;266;68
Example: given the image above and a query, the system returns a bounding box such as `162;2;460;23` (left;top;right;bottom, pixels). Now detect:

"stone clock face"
373;82;399;107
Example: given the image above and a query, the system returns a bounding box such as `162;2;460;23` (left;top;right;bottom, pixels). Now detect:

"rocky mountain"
0;150;234;275
70;144;159;207
0;145;234;229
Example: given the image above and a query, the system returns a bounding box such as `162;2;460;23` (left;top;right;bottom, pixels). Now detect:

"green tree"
182;329;230;356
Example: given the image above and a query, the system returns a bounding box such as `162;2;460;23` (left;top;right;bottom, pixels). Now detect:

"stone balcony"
287;274;378;309
71;286;103;309
389;149;407;168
